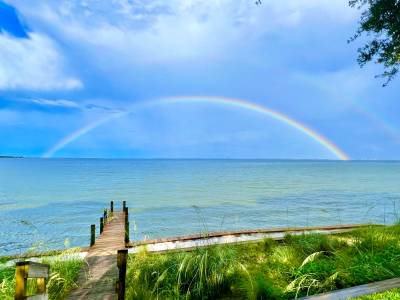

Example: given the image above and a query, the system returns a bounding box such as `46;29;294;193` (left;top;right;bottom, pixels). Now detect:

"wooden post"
125;207;129;244
123;201;126;212
91;224;95;246
100;217;104;234
104;209;107;223
124;207;129;225
116;249;128;300
37;277;46;294
125;208;128;228
111;200;114;212
15;263;27;300
125;222;129;245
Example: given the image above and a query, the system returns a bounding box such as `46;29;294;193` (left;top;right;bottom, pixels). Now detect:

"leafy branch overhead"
349;0;400;86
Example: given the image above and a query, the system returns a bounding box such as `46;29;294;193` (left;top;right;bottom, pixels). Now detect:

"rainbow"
43;96;350;160
352;106;400;144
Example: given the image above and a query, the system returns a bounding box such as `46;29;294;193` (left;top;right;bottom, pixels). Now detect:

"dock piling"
100;217;104;234
90;224;96;246
125;207;129;221
123;201;126;212
116;249;128;300
111;201;114;213
125;222;129;245
124;207;129;244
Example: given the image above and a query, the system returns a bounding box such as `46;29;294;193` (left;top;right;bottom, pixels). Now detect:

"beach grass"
125;224;400;299
355;288;400;299
0;251;83;300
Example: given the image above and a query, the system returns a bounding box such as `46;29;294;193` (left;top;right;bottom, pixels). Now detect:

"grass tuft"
126;245;252;299
355;288;400;299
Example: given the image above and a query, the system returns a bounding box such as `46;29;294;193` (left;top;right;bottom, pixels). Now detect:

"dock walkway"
66;211;125;300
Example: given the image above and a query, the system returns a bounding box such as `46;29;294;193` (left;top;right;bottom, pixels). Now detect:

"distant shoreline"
2;157;400;162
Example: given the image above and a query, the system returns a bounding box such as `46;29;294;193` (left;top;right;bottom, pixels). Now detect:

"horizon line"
1;155;398;162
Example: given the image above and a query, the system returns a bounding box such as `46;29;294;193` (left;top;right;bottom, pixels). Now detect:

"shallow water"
1;158;399;255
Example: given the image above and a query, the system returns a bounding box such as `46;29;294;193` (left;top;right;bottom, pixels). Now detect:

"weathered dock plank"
128;224;370;254
130;224;370;246
66;211;125;300
299;277;400;299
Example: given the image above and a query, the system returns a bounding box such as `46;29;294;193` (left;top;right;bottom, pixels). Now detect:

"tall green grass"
355;288;400;299
126;245;252;299
0;267;14;300
125;225;400;299
0;252;83;300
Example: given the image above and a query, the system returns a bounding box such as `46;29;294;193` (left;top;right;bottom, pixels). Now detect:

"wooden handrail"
15;261;50;300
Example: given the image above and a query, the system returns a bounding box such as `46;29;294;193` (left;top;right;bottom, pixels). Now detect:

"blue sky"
0;0;399;159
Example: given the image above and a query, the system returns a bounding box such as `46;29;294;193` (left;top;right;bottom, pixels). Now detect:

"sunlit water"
1;158;400;256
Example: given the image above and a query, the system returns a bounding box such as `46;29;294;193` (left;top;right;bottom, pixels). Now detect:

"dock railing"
90;200;118;247
15;261;50;300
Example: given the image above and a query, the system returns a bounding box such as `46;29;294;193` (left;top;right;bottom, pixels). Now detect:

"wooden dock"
66;210;126;300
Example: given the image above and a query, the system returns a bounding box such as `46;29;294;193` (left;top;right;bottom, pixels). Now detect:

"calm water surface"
1;158;400;255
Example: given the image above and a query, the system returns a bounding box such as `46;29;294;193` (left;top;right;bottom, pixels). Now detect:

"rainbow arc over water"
43;96;350;160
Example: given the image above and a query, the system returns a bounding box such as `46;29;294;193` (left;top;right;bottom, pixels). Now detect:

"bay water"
1;158;399;256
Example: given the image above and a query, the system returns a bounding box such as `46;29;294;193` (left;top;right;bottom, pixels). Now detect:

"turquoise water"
1;158;400;255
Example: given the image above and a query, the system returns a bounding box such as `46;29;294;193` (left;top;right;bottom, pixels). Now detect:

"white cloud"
7;0;358;68
0;32;82;91
31;98;80;108
31;1;254;64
